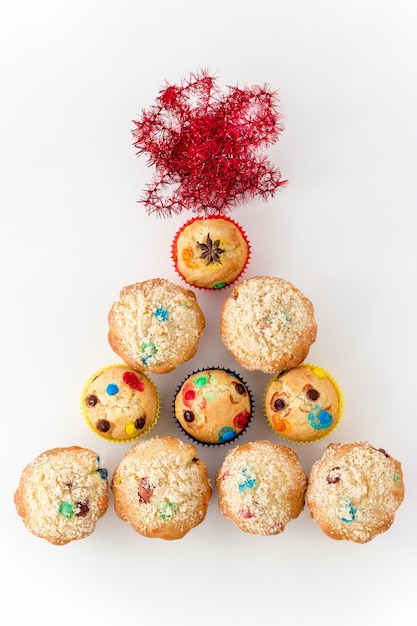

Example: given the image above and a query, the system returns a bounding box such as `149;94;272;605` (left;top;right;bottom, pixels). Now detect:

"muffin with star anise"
172;216;251;290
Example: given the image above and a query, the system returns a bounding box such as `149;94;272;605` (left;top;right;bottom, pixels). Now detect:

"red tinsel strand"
132;70;287;217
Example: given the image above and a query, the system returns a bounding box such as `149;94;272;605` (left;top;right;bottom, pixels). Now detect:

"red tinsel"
132;69;287;218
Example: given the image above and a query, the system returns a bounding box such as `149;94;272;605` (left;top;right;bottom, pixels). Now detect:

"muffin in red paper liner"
264;364;344;443
306;441;405;543
216;440;308;535
14;446;109;545
172;215;251;290
173;367;253;445
81;364;160;443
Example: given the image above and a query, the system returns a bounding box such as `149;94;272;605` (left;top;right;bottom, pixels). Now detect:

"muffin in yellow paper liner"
81;363;160;443
171;215;251;290
263;364;344;443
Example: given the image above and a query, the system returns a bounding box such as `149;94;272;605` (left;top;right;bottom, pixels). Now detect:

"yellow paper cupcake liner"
81;363;161;443
263;363;344;445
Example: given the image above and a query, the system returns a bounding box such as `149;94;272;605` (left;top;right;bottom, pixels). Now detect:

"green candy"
58;501;74;519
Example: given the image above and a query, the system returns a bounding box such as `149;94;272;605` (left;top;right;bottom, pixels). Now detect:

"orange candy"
181;247;197;268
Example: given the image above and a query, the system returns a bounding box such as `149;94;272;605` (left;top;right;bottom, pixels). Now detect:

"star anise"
197;233;225;265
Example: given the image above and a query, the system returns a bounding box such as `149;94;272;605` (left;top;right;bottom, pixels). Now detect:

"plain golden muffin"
14;447;109;545
172;216;250;289
111;436;212;540
81;364;160;442
306;442;405;543
108;278;205;374
220;276;317;373
174;368;253;444
264;364;343;442
216;440;308;535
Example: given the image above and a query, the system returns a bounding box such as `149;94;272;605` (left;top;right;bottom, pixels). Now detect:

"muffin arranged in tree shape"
220;275;317;374
174;367;253;445
216;440;308;535
108;278;205;374
172;215;251;290
111;436;212;540
14;447;109;545
264;364;343;443
81;364;160;442
306;441;405;543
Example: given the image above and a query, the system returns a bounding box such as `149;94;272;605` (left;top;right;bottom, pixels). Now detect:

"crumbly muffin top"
112;436;212;539
216;440;307;535
108;278;205;373
14;447;109;545
220;276;317;373
306;442;405;543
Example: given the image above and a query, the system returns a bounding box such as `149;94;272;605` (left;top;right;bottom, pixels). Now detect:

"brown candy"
138;477;154;504
184;411;195;423
306;388;319;401
86;394;98;407
326;466;342;484
134;417;146;430
75;501;90;517
97;420;110;433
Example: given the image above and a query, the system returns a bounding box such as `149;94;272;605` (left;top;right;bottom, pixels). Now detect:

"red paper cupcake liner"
171;215;251;291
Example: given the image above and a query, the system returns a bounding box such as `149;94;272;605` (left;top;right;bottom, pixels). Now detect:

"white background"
1;1;416;624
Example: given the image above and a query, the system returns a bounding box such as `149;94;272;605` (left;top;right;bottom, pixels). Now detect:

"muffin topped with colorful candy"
174;367;253;445
220;276;317;374
306;441;405;543
172;216;250;290
108;278;205;374
264;364;343;443
81;364;160;442
216;440;308;535
111;436;212;540
14;446;109;545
